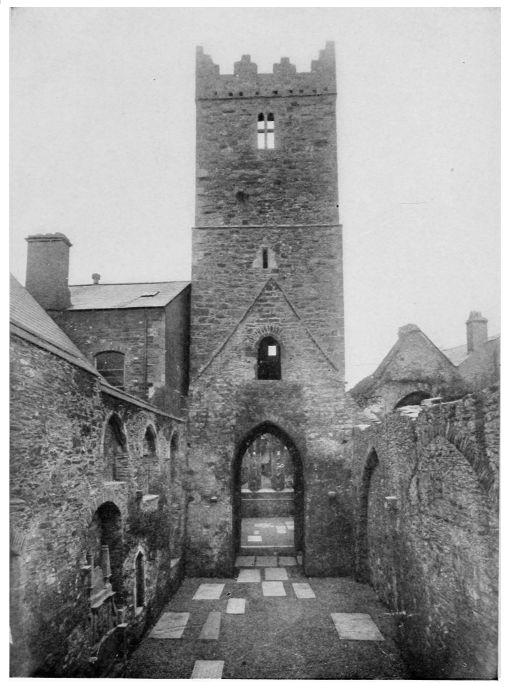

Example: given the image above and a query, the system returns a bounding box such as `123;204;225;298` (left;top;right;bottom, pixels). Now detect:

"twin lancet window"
257;113;275;150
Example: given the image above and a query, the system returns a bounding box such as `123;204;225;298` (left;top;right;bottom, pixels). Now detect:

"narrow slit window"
257;112;275;150
262;247;269;269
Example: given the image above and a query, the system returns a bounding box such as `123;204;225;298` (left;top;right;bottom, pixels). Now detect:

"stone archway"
232;421;304;558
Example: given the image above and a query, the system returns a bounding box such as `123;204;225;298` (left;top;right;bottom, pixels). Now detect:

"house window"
95;351;125;389
257;112;275;150
257;336;281;380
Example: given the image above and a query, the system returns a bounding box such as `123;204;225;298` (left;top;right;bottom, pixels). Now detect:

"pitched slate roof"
442;335;500;367
9;274;97;374
67;281;190;310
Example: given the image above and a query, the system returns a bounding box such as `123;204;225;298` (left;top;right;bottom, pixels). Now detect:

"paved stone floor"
241;517;295;550
125;559;409;679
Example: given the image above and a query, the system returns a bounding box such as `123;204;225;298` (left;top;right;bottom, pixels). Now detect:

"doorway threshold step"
239;546;295;556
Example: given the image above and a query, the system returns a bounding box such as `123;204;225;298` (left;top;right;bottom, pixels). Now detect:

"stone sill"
241;488;294;494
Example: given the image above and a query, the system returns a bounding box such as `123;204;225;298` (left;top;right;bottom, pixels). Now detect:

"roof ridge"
69;280;190;287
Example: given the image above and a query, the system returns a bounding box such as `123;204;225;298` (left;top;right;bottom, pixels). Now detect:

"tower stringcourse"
187;43;351;578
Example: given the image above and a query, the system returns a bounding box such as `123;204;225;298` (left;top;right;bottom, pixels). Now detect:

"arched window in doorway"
135;552;145;609
257;336;281;380
394;391;431;409
103;414;128;481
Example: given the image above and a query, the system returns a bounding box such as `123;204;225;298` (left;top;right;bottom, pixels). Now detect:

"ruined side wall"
350;387;499;679
10;335;187;676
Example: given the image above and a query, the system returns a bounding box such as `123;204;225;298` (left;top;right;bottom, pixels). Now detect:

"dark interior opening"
257;336;281;380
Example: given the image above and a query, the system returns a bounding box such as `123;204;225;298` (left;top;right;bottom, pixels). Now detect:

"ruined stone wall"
350;387;499;679
50;307;170;410
10;334;187;676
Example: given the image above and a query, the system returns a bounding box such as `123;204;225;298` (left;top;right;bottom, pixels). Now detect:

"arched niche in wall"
103;413;128;481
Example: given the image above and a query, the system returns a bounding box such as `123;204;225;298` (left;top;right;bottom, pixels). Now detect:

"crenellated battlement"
196;42;336;100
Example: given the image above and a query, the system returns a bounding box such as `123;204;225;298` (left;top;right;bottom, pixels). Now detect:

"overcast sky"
10;7;500;387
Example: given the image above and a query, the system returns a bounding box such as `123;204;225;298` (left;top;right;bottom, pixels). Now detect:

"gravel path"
125;561;409;679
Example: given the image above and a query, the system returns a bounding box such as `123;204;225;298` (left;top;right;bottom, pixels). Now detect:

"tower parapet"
196;42;336;100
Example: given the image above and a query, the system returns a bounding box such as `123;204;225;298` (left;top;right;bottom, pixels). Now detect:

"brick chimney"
466;311;488;353
25;233;72;310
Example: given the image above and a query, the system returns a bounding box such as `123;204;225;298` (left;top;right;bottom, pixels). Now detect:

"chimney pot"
92;273;101;285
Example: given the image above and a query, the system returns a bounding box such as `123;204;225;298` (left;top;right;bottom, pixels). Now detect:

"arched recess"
232;421;304;557
418;419;496;495
357;448;380;582
88;501;124;602
103;413;128;481
142;424;157;457
394;391;431;409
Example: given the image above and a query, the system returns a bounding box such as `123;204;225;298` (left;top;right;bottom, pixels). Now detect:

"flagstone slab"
331;613;384;641
237;568;261;583
262;581;286;597
191;660;224;678
264;567;288;581
279;556;297;567
226;598;246;614
149;612;189;639
255;556;278;567
235;555;255;568
193;583;225;600
198;612;221;640
293;583;316;599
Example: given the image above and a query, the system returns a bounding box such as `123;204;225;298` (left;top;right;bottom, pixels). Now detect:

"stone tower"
187;43;351;577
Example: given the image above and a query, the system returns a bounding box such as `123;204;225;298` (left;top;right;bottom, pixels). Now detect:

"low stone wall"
241;490;295;518
10;335;188;677
349;386;499;679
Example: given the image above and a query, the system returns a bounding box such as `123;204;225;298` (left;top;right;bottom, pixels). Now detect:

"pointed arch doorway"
232;422;304;557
